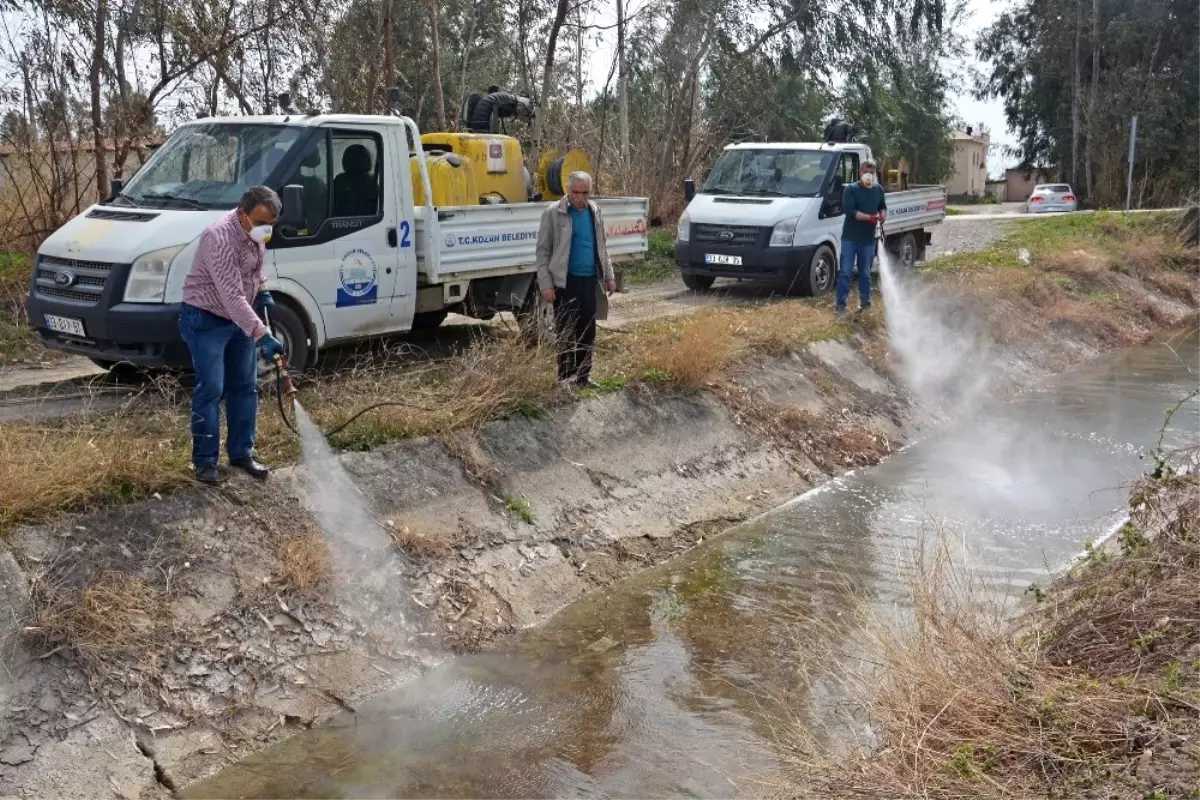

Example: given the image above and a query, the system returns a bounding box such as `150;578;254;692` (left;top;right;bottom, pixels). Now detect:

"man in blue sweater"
837;159;887;316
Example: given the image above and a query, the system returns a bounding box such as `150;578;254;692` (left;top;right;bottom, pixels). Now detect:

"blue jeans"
178;303;258;467
836;239;876;310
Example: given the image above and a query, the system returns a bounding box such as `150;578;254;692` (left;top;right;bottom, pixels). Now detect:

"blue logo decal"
336;248;378;308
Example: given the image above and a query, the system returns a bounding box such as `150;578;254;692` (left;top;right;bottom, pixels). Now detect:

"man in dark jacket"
837;159;888;316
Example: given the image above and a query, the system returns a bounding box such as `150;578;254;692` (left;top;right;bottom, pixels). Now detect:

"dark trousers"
553;273;598;384
178;303;258;467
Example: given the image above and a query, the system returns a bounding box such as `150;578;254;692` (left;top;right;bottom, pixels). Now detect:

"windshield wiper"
740;189;795;197
702;185;748;196
109;191;139;207
139;192;207;210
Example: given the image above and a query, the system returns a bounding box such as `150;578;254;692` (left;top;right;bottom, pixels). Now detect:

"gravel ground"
926;217;1016;261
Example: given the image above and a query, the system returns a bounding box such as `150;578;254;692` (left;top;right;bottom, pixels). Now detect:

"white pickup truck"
26;114;649;369
675;141;945;295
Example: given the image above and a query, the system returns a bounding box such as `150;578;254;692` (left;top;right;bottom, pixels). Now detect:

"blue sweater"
568;206;596;276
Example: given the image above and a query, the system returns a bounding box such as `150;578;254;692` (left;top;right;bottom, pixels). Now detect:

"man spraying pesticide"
836;159;888;318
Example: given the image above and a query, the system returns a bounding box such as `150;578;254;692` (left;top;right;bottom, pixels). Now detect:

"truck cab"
26;114;649;371
674;141;945;295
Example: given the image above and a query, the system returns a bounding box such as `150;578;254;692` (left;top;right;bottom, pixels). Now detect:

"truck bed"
413;197;650;282
881;184;947;233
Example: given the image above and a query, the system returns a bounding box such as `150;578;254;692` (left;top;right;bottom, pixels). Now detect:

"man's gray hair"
239;185;282;216
567;171;592;188
861;159;878;170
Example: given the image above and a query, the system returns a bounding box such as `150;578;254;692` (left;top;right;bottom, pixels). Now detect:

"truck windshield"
702;149;835;197
118;123;305;210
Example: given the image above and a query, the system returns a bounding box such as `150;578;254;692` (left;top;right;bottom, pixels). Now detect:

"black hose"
273;366;438;440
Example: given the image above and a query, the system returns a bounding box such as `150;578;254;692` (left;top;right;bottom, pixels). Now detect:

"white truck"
25;114;650;370
675;141;945;295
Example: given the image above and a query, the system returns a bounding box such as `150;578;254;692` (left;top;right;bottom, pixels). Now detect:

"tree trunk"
429;0;447;129
1071;0;1081;188
365;0;388;113
383;0;396;109
1085;0;1099;200
531;0;570;168
616;0;629;162
90;0;108;202
458;0;479;127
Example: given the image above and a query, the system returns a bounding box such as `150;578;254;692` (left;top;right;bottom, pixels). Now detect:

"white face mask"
861;172;876;188
249;225;273;244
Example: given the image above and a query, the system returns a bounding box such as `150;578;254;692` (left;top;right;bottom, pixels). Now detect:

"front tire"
788;245;836;297
258;302;311;380
681;272;715;292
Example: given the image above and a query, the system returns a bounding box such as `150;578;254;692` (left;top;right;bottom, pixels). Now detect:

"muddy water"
187;332;1199;800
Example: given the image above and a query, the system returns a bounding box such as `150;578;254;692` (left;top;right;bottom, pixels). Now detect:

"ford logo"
718;230;735;241
54;270;76;287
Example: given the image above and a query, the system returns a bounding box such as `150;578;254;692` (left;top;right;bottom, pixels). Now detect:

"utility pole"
616;0;629;162
1125;115;1137;212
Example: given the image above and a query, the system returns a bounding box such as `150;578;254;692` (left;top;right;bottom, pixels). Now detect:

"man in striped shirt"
179;186;287;485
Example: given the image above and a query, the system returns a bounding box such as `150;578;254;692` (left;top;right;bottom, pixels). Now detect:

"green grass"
622;229;677;285
505;496;534;524
0;251;43;363
924;211;1177;274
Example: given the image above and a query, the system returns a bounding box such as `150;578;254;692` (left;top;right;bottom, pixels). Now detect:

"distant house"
946;128;990;200
1004;167;1057;205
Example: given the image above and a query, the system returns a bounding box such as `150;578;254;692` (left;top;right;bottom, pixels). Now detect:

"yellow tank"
419;133;527;204
410;152;479;207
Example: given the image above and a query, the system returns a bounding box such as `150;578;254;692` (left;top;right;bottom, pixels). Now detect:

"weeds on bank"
622;229;677;285
0;251;48;363
785;453;1200;800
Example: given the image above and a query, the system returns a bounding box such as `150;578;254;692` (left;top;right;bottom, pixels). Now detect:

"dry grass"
610;300;848;389
32;571;172;669
388;521;456;562
785;464;1200;800
272;530;332;594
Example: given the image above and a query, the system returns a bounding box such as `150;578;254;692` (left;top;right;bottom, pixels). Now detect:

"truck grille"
693;223;765;246
34;254;117;306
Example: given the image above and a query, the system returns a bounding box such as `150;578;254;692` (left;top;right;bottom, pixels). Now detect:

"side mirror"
280;184;305;230
683;178;695;202
110;178;124;198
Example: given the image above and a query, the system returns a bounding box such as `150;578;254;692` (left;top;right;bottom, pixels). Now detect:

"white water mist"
876;243;995;417
293;402;422;654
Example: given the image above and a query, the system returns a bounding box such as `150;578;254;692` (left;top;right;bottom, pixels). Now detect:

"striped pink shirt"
181;210;266;337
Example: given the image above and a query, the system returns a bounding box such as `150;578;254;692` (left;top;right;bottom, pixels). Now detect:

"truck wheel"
790;245;835;297
411;310;448;331
891;232;918;270
681;272;715;292
258;301;311;381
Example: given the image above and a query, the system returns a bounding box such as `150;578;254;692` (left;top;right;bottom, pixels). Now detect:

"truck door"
271;126;401;343
385;124;416;332
819;150;860;254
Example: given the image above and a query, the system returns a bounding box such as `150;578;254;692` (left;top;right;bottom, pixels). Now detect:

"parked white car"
1026;184;1078;214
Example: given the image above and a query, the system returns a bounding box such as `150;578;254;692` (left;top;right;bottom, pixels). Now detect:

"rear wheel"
410;310;449;331
890;232;918;270
681;272;715;292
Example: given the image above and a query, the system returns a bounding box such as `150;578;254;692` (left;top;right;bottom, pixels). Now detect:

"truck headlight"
124;245;185;303
769;216;800;248
677;211;690;243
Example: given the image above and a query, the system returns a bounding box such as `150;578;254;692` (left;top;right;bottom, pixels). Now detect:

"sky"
580;0;1018;174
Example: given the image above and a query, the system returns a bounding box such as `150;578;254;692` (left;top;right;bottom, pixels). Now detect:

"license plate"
45;314;86;337
704;254;742;266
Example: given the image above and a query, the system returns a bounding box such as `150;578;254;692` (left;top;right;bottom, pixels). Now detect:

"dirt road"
0;215;1016;421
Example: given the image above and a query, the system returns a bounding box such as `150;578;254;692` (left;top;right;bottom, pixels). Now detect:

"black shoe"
229;457;270;480
195;464;223;485
576;378;600;390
